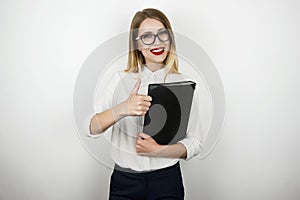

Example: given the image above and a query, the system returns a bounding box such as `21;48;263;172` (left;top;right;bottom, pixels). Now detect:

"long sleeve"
86;71;122;138
177;89;203;160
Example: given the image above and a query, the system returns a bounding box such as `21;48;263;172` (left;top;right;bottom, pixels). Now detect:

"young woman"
89;8;202;200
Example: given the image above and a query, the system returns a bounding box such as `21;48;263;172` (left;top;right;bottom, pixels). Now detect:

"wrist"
152;144;165;157
113;101;128;119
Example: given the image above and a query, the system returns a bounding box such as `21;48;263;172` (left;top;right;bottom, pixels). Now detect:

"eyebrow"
140;28;167;35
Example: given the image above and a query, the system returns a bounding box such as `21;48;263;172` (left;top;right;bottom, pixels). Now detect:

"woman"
89;8;202;200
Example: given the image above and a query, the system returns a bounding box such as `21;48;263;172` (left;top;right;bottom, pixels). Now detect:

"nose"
153;35;161;45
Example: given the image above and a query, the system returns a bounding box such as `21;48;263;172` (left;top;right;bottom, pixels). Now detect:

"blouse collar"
140;65;169;81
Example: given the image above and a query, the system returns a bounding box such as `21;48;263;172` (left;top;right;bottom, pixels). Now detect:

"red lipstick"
150;47;164;56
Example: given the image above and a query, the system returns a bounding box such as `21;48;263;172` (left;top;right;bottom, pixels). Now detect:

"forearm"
156;143;187;159
136;133;188;159
89;101;127;135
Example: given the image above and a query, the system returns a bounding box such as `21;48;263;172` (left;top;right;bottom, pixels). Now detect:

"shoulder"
107;70;132;84
166;72;194;82
107;70;141;92
113;70;126;80
114;70;139;78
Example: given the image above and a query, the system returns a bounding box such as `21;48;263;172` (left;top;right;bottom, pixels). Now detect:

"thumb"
131;78;141;95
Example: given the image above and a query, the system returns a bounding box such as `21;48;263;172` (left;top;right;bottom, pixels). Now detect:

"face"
136;18;170;66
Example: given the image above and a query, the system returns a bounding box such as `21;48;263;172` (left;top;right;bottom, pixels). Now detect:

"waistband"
114;162;180;174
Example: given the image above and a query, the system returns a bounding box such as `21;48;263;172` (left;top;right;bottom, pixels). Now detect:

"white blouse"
87;66;203;172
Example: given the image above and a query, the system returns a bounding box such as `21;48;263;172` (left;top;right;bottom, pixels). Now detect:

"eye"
157;30;170;41
141;33;154;39
158;30;169;36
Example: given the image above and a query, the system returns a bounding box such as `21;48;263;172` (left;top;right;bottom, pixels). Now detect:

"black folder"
143;81;196;145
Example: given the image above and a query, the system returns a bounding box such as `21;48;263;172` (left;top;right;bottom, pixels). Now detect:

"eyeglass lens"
141;30;169;45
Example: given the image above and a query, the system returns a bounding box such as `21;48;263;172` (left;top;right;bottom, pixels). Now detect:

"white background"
1;0;300;199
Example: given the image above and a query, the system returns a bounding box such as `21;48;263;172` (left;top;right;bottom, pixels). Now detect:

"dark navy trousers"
109;162;184;200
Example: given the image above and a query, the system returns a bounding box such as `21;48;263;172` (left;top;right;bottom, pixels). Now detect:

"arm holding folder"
136;80;202;160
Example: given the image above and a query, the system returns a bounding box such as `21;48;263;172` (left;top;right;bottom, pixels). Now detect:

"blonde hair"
125;8;179;76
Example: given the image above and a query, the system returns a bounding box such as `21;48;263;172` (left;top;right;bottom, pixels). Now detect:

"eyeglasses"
135;30;170;45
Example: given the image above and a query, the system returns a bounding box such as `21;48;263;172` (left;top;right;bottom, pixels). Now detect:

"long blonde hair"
125;8;179;75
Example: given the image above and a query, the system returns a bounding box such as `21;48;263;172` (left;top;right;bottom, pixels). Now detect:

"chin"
147;54;168;64
149;59;166;65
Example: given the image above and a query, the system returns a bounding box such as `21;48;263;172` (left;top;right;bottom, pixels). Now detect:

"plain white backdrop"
1;0;300;199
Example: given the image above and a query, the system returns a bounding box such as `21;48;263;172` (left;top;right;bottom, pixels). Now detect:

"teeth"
151;48;164;53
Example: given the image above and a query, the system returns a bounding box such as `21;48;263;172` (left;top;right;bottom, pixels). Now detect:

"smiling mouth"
150;47;165;56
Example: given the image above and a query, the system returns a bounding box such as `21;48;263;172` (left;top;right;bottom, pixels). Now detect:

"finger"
137;101;150;108
143;95;152;102
136;111;147;116
142;101;151;107
136;138;143;145
136;145;142;153
136;94;152;102
138;106;149;113
135;103;148;111
130;78;141;95
138;133;151;139
133;110;147;116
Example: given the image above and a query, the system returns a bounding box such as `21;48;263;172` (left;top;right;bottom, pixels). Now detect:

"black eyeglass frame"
135;30;170;45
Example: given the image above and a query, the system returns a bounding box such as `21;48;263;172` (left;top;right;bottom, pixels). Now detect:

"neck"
145;63;164;72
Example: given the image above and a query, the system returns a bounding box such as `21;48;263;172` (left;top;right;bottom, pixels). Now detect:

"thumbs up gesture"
125;78;152;116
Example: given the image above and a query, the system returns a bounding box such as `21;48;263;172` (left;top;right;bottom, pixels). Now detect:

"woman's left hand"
136;133;163;156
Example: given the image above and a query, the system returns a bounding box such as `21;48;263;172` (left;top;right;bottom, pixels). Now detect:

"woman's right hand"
123;78;152;116
90;78;152;135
